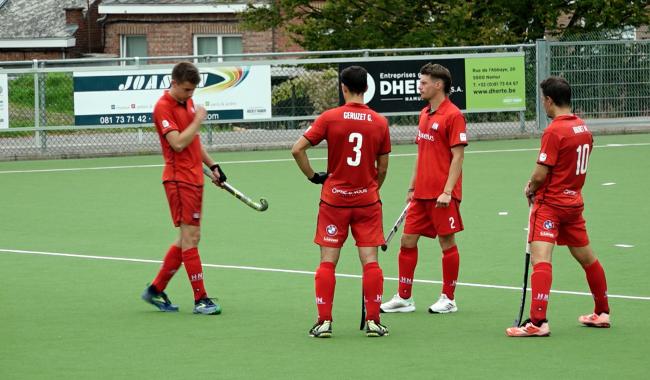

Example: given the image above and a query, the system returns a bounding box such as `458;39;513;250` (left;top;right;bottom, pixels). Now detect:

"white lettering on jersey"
417;130;435;142
343;112;371;121
572;125;588;134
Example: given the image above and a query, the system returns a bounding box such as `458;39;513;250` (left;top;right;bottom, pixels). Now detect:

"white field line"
1;248;648;301
1;142;649;175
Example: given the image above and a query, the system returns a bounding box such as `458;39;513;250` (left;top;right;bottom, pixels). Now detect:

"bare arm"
436;145;465;207
376;153;389;190
524;164;549;204
291;136;316;179
165;105;207;152
406;153;418;202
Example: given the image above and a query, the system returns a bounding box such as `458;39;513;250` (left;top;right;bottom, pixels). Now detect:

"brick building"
99;0;302;62
0;0;102;61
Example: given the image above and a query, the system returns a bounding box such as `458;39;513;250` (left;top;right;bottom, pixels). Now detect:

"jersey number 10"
347;133;363;167
576;144;590;175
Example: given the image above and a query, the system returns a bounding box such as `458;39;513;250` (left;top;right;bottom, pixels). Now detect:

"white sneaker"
380;294;415;313
428;294;457;314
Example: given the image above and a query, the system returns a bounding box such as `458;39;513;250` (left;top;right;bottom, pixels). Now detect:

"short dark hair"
172;61;201;85
340;66;368;94
540;76;571;107
420;63;452;94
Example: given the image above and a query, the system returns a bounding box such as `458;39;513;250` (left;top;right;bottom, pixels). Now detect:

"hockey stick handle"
514;205;533;326
381;202;410;251
202;167;269;212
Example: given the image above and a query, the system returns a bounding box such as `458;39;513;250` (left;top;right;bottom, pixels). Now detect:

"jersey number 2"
575;144;590;175
347;133;363;167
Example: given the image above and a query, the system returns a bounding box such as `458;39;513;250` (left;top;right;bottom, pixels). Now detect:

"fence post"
535;39;551;131
33;59;39;147
518;45;526;133
39;61;47;151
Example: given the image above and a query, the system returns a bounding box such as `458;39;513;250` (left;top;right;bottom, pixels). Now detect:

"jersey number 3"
575;144;590;175
347;132;363;167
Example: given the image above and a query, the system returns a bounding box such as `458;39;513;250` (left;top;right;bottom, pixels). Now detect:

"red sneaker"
506;319;550;337
579;312;610;328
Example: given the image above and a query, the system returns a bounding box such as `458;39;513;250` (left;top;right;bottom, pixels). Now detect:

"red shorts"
315;202;384;248
163;181;203;227
529;202;589;246
403;198;463;238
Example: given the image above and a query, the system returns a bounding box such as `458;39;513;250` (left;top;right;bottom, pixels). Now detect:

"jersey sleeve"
153;106;180;136
537;129;560;167
303;113;328;146
448;112;468;147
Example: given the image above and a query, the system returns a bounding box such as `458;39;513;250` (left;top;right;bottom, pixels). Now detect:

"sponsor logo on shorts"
326;224;338;236
539;231;555;238
323;236;339;243
543;220;554;230
539;152;547;162
193;212;201;219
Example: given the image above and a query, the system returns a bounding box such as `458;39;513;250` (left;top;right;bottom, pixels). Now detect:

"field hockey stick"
381;202;410;251
359;286;366;330
514;206;533;327
202;167;269;212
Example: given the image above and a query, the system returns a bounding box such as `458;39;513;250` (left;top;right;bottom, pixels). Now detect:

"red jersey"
413;98;468;200
535;114;593;207
303;102;391;207
153;91;203;186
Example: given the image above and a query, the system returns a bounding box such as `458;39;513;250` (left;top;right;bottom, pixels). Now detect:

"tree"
240;0;650;50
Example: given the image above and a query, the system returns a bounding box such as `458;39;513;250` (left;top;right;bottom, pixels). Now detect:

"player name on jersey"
343;111;373;121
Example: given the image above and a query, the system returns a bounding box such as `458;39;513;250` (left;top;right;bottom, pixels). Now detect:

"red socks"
151;245;183;292
530;262;553;324
363;262;384;323
398;247;418;299
315;262;336;322
583;260;610;315
181;247;207;301
441;246;460;300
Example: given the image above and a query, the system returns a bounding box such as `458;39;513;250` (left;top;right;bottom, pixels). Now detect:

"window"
120;35;147;65
194;35;243;62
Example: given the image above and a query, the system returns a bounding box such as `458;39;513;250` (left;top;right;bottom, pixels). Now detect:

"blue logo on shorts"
326;224;338;236
543;220;554;230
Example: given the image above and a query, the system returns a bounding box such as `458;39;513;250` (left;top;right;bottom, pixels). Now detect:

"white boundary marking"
1;248;648;301
0;142;649;175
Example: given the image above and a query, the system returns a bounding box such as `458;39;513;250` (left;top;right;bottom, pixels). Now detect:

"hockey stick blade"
203;167;269;211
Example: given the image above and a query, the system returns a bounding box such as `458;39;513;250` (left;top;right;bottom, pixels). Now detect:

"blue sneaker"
193;297;222;315
141;285;179;312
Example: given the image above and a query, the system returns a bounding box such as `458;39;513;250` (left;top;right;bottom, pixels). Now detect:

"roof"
99;0;265;14
0;0;91;40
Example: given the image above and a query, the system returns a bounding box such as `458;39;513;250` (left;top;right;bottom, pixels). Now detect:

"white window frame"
120;35;147;66
193;34;242;62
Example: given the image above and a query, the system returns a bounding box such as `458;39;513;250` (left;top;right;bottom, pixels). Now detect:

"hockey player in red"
507;76;610;337
381;63;467;315
292;65;391;338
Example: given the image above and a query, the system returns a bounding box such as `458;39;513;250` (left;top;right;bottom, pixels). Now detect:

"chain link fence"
1;40;648;160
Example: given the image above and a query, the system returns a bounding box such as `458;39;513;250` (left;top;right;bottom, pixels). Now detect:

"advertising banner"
339;53;525;113
73;66;272;125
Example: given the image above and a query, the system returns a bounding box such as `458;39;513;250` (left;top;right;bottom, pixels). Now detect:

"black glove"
309;172;328;184
210;164;227;183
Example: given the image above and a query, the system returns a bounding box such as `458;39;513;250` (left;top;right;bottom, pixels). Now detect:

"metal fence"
0;40;648;160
